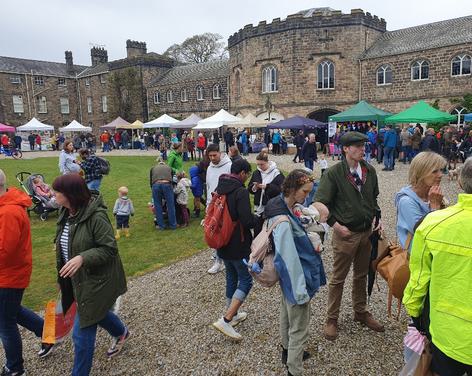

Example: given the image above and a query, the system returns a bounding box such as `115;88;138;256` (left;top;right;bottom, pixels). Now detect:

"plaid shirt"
81;156;102;183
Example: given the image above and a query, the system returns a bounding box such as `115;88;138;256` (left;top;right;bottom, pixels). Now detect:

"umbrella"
368;213;382;300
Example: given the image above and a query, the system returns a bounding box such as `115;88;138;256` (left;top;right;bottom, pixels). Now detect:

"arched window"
196;85;204;101
181;88;188;102
451;55;471;76
235;70;241;97
376;64;392;85
450;107;466;125
318;60;335;89
411;60;429;80
166;90;173;103
153;91;160;104
213;84;221;99
262;65;277;93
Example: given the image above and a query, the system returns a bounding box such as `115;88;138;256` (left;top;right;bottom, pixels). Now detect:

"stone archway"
307;108;339;146
307;108;339;123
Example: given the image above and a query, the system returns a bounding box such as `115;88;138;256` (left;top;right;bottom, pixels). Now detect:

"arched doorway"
307;108;339;123
307;108;339;147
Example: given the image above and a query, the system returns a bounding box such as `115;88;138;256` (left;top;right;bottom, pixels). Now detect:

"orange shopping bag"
42;297;77;344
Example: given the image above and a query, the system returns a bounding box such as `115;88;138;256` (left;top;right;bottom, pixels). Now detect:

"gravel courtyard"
2;152;462;375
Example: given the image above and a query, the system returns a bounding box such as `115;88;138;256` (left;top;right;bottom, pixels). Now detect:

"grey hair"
460;157;472;194
0;169;6;190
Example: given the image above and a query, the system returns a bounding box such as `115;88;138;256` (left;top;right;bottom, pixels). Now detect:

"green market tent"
385;101;457;124
329;100;391;123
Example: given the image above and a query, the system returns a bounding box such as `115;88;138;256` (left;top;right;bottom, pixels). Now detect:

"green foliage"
450;93;472;112
108;67;142;121
430;99;440;109
1;157;207;309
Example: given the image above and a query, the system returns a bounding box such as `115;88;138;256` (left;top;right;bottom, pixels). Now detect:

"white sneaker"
212;317;242;340
208;261;225;274
230;312;248;327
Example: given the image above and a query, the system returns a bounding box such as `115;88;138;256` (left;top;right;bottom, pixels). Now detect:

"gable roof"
77;62;109;78
149;59;228;87
0;55;87;77
362;15;472;60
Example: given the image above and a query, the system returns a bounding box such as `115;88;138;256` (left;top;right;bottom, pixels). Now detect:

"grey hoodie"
205;153;232;206
113;196;135;216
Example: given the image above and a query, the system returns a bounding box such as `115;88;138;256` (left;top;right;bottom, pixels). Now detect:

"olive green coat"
55;193;127;328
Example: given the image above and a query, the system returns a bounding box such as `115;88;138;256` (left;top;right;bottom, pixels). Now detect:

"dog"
448;166;462;181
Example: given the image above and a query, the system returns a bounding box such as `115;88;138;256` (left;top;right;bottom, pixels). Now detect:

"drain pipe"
358;59;362;102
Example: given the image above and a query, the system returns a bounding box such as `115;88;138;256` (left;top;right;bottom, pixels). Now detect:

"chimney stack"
65;51;74;74
90;47;108;66
126;40;147;58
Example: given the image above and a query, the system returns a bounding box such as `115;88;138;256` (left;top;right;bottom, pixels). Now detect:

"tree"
450;93;472;112
163;33;227;64
108;68;142;121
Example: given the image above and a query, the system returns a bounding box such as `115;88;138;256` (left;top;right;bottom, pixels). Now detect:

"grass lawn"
0;156;207;310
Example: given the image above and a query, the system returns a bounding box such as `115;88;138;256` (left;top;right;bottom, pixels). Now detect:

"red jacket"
0;188;33;289
197;136;206;149
1;135;9;146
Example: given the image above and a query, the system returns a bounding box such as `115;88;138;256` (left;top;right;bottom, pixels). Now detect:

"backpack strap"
267;215;290;234
404;232;413;251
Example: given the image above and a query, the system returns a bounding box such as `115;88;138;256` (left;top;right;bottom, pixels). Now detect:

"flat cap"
340;131;368;146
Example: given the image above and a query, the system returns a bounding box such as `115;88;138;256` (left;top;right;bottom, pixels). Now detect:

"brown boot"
354;312;385;332
323;318;338;341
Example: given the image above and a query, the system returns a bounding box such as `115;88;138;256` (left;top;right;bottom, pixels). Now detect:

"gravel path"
2;154;462;375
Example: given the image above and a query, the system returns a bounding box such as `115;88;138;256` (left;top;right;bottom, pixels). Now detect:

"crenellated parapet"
228;8;386;48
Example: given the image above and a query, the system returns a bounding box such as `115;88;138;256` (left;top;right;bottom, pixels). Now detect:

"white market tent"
193;109;241;130
143;114;179;129
171;113;202;129
59;120;92;133
235;113;268;128
16;117;54;132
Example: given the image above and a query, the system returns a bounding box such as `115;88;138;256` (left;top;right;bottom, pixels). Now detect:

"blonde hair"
118;186;129;195
408;152;446;186
256;151;269;162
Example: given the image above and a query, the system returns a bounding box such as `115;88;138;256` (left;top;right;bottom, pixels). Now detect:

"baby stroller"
16;172;59;221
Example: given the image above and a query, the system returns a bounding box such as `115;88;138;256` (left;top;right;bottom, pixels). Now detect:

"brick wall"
77;74;109;129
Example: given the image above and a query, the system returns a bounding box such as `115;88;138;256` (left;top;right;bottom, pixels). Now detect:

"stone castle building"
1;8;471;131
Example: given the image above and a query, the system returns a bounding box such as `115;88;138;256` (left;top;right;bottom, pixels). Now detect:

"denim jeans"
72;311;125;376
242;143;249;155
223;259;253;305
86;178;102;192
183;152;189;161
0;288;44;373
152;183;177;229
383;147;394;169
304;159;314;171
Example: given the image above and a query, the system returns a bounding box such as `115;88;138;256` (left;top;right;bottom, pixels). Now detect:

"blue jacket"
189;166;203;198
265;195;326;305
394;186;431;250
272;132;281;144
383;129;397;148
367;130;376;145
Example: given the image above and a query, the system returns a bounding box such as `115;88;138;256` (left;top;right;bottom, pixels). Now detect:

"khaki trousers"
280;294;311;376
327;229;372;320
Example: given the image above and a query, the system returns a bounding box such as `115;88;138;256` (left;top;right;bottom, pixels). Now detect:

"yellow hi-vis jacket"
403;193;472;365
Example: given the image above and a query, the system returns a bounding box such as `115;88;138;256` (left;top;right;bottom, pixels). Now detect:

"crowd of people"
0;124;471;376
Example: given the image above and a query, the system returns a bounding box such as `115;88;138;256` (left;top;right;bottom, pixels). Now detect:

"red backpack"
204;192;237;249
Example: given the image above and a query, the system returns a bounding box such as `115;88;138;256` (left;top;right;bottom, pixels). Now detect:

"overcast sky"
2;0;471;66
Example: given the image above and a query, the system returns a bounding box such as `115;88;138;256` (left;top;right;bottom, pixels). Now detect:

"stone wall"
361;43;472;113
0;72;79;129
228;10;385;119
148;77;228;119
77;74;109;128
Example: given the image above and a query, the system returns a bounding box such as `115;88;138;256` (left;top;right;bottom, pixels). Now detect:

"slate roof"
0;55;87;77
77;62;109;78
149;59;228;87
362;15;472;59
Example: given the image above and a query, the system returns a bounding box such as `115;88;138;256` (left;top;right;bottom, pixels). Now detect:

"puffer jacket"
59;150;81;175
265;195;326;305
403;194;472;365
55;192;127;328
0;188;33;288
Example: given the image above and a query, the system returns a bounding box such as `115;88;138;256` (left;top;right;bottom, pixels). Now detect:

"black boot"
281;346;311;365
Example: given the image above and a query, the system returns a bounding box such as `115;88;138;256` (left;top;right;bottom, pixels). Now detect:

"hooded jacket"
167;149;183;174
248;161;284;209
0;188;33;289
215;174;255;260
55;192;127;328
206;153;232;206
395;186;431;250
265;195;326;305
189;165;203;198
403;194;472;365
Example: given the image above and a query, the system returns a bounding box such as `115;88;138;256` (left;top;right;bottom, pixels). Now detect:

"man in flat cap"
314;131;384;340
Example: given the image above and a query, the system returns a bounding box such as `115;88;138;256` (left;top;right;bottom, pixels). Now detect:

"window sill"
213;97;221;100
450;73;471;78
411;78;429;82
376;83;392;87
262;91;278;94
316;88;335;91
196;99;204;102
